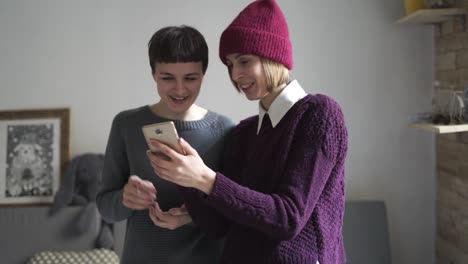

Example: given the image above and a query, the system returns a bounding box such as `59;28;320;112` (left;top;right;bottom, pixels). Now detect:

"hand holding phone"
142;121;183;155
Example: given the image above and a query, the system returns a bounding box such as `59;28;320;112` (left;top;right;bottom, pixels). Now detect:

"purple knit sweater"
183;94;348;264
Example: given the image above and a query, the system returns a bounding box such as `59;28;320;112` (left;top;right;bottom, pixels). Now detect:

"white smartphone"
142;121;183;154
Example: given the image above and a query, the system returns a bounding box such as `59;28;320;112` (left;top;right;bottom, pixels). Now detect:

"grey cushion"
343;200;392;264
27;248;119;264
0;206;125;264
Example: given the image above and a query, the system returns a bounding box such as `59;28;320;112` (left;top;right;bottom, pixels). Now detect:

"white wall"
0;0;435;263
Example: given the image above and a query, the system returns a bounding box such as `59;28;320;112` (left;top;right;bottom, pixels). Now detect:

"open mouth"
239;83;254;91
170;95;188;102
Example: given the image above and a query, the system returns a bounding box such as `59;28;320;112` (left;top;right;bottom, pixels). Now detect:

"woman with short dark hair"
97;25;234;264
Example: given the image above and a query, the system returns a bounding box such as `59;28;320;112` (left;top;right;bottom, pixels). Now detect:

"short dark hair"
148;25;209;74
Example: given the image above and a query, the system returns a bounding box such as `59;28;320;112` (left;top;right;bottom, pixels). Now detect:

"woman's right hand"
122;175;157;210
147;138;216;194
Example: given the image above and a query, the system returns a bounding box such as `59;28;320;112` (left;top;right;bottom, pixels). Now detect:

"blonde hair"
260;58;290;92
229;57;290;92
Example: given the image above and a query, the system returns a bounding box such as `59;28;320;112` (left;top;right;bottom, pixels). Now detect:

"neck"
150;102;207;121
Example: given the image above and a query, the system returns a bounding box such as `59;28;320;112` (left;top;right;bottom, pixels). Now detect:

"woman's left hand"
148;202;192;230
146;138;216;194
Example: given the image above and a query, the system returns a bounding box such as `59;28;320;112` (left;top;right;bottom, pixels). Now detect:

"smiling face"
153;62;204;118
226;54;268;102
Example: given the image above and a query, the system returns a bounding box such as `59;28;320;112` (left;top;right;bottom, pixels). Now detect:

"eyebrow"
226;54;245;64
159;72;201;76
185;73;201;76
229;54;249;62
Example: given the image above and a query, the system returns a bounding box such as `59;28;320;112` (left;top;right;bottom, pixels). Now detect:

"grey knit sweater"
96;105;235;264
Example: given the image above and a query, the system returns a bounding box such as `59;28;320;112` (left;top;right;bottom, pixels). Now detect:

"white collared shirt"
257;80;307;134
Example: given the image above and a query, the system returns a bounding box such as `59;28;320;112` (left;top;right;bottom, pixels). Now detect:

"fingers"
154;201;166;215
122;190;153;210
148;206;170;228
146;152;171;179
146;140;204;189
129;174;157;196
168;204;188;216
128;175;141;186
122;175;156;210
150;140;182;161
146;150;171;169
178;138;196;156
148;203;192;230
138;178;157;196
122;189;152;210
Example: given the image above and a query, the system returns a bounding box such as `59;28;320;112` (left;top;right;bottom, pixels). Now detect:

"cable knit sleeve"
179;188;231;239
96;112;133;222
206;96;347;240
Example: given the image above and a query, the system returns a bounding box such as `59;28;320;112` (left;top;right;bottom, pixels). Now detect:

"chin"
168;104;189;113
244;94;260;101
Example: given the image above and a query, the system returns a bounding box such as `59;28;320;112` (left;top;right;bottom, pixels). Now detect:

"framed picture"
0;108;70;205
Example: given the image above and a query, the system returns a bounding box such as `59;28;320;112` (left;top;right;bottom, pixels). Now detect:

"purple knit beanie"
219;0;293;70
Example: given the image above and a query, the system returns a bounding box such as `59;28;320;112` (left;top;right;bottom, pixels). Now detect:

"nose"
230;65;242;82
174;80;185;93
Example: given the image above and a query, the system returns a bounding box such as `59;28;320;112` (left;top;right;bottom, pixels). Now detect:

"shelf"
397;8;466;24
409;123;468;133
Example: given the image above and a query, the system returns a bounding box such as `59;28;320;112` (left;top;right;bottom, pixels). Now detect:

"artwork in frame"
0;108;70;205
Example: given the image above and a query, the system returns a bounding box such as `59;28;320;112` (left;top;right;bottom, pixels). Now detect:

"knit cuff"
207;172;237;205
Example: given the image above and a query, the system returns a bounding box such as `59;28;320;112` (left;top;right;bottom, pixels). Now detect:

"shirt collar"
257;80;307;134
